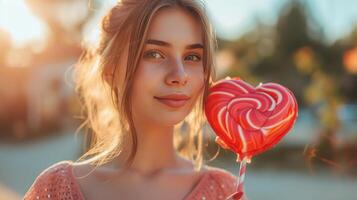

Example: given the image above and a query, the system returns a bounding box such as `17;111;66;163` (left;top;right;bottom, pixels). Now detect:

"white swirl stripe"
225;110;232;140
237;124;247;152
228;98;262;109
246;109;261;130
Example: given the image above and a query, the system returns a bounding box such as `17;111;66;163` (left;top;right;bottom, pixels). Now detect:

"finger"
225;191;243;200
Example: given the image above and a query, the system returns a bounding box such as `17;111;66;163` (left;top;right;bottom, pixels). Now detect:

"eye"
143;50;164;59
185;54;201;62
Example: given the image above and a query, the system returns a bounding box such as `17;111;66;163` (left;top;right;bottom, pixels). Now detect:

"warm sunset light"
0;0;48;46
343;47;357;74
1;1;357;199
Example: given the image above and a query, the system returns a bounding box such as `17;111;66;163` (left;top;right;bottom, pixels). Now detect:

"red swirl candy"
204;77;298;161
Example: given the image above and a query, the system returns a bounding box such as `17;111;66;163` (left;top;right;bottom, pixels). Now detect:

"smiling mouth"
154;96;190;108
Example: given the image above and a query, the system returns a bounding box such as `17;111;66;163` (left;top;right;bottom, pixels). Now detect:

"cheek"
189;66;205;96
133;62;165;92
130;65;154;123
131;62;163;111
132;63;158;99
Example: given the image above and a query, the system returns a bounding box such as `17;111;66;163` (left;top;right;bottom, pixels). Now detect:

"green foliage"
217;0;357;164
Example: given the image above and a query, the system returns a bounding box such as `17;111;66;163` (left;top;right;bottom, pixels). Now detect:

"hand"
226;192;248;200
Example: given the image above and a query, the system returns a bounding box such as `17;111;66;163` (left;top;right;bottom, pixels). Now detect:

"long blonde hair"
74;0;217;171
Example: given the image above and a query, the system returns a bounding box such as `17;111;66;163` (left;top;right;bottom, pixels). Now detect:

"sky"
205;0;357;42
306;0;357;42
1;0;357;46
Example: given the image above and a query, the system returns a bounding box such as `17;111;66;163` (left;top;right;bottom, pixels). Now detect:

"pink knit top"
24;160;238;200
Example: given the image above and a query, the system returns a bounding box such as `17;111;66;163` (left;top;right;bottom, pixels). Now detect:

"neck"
116;123;187;177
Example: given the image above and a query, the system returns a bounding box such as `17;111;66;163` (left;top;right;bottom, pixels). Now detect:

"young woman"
24;0;240;199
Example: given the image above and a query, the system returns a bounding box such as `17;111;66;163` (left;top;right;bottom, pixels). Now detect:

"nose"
165;59;188;86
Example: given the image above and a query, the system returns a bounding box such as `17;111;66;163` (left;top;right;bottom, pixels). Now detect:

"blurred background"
0;0;357;199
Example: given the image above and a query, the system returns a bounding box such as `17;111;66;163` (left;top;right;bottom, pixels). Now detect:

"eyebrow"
146;39;204;50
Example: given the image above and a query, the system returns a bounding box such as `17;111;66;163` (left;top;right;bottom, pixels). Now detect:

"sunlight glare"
0;0;48;47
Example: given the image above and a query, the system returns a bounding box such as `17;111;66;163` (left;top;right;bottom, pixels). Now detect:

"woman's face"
131;7;204;127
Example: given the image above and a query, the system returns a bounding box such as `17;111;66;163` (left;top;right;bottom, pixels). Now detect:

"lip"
154;94;190;108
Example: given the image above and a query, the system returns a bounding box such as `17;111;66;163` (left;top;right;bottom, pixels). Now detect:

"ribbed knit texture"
24;160;237;200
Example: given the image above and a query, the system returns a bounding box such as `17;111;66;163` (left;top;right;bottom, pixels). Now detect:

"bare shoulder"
71;161;96;178
70;161;105;188
205;165;236;175
69;160;136;194
71;160;132;181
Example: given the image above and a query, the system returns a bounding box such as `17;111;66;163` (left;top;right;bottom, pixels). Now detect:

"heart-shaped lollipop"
204;77;298;161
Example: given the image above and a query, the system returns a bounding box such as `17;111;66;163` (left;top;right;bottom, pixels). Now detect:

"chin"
134;100;194;126
150;108;190;125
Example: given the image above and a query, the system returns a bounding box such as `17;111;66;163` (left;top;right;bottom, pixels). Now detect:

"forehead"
146;7;203;45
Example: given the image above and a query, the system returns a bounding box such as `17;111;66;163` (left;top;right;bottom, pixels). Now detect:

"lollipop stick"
226;157;248;200
236;157;247;193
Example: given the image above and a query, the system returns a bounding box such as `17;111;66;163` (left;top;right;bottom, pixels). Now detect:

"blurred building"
0;42;82;140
